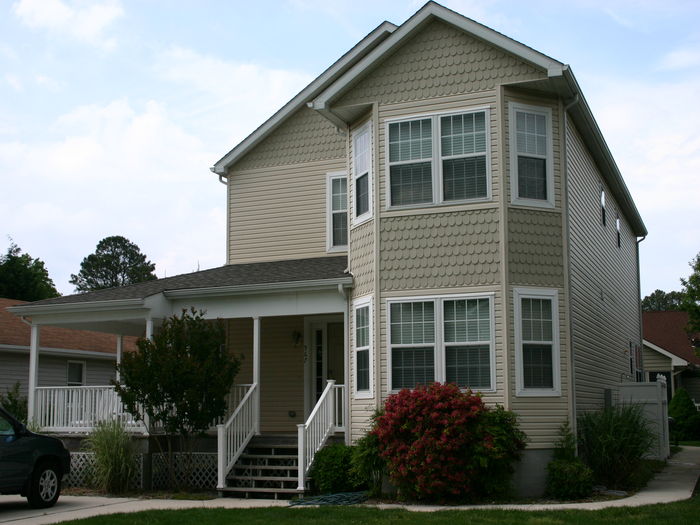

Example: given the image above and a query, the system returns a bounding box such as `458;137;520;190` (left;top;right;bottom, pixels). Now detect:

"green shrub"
0;382;27;423
669;388;700;441
545;422;593;500
349;431;384;497
309;443;358;494
84;420;136;493
577;404;654;489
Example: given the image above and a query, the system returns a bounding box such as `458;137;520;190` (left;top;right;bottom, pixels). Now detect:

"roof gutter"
162;277;354;299
7;298;146;317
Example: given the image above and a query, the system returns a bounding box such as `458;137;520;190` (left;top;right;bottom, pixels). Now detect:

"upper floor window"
510;103;554;208
388;294;495;393
352;122;372;225
326;172;347;251
386;109;490;208
514;288;560;397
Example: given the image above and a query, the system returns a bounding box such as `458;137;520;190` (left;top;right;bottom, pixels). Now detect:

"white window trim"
386;292;496;395
326;171;348;253
353;295;373;399
67;360;86;386
509;102;554;209
351;122;373;227
513;287;561;397
384;106;492;210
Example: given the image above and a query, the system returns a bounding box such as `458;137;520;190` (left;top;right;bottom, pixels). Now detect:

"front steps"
220;435;305;500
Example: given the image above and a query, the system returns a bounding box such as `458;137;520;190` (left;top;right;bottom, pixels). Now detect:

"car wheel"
27;461;61;509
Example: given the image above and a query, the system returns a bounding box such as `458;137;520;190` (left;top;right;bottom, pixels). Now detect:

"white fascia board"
210;21;397;174
7;298;145;318
312;1;562;111
162;278;353;300
0;344;117;360
643;339;689;367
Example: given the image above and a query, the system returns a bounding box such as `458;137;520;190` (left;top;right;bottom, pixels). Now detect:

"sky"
0;0;698;298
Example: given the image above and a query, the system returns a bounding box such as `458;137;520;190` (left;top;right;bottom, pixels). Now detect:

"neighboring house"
8;2;647;496
643;311;700;403
0;298;136;398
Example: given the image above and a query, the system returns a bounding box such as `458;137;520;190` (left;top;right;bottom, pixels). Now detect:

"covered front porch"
8;256;351;493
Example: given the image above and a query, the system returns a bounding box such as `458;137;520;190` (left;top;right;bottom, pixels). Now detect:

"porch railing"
216;382;259;489
297;380;345;490
34;386;146;434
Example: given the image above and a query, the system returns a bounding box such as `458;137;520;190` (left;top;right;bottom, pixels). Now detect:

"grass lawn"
60;494;700;525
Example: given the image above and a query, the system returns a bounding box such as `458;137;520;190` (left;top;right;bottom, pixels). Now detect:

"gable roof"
8;256;350;314
643;311;700;366
0;297;135;354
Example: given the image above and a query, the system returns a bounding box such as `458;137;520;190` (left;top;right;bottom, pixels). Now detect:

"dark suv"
0;406;70;508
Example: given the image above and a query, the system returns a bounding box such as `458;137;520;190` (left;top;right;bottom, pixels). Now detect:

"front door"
307;319;344;412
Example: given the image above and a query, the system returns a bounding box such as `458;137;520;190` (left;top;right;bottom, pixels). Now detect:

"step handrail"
216;382;259;489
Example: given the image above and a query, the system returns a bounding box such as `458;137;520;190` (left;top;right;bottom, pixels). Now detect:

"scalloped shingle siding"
508;209;564;287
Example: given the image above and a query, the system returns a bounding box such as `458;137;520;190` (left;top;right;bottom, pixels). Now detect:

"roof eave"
7;298;146;318
163;277;353;299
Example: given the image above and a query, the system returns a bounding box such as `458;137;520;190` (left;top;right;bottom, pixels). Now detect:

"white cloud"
12;0;124;49
35;74;63;90
4;73;23;91
659;46;700;71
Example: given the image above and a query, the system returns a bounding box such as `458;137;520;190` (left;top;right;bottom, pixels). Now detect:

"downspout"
211;166;231;263
636;235;647;376
562;94;580;431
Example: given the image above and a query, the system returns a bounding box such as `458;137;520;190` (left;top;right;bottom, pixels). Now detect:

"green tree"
0;242;60;301
641;289;685;312
114;308;240;489
681;254;700;334
69;236;157;292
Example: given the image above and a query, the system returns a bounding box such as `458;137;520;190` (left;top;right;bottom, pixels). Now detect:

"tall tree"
0;242;60;301
681;253;700;333
641;289;685;312
70;236;157;292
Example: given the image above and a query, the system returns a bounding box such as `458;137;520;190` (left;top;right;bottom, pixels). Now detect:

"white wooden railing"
34;386;146;434
216;383;259;489
297;380;345;490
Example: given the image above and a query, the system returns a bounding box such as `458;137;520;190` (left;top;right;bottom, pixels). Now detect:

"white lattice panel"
64;452;143;490
151;452;217;490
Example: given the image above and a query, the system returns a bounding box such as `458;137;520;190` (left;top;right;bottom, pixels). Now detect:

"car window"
0;414;14;436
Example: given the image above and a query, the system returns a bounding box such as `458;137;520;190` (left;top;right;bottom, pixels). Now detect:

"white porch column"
115;335;123;382
27;324;40;424
145;318;154;340
253;316;261;435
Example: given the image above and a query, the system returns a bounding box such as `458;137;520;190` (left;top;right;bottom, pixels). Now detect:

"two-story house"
9;1;646;497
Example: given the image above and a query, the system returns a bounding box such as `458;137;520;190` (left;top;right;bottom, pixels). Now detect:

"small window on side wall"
67;361;85;386
510;103;554;208
616;215;621;248
352;123;372;225
326;172;347;251
600;185;606;226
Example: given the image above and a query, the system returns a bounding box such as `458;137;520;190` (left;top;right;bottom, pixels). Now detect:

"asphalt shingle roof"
27;256;349;307
643;311;700;366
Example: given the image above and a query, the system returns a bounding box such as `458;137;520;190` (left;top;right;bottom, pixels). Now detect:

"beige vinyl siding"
233;107;346;171
642;346;672;372
227;158;345;264
380;209;500;290
0;352;116;396
508;286;570;448
504;90;562;210
566;119;641;413
226;317;305;433
377;287;506;406
335;20;545;108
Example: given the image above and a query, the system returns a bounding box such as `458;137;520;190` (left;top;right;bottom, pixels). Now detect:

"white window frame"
326;171;348;252
351;122;373;226
509;102;554;208
513;287;561;397
384;107;492;210
386;293;496;394
353;295;373;399
67;360;86;386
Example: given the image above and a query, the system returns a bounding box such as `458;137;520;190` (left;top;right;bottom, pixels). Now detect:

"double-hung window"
352;123;372;224
326;172;347;251
67;361;86;386
388;295;494;392
387;108;489;208
510;103;553;207
354;297;372;398
514;288;560;396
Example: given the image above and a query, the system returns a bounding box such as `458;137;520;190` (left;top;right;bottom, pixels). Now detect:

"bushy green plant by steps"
545;422;593;500
0;382;28;423
309;443;359;494
577;405;654;490
350;431;385;497
84;420;136;494
669;388;700;441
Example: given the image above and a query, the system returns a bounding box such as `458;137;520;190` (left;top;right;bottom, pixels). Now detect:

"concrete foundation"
511;448;553;498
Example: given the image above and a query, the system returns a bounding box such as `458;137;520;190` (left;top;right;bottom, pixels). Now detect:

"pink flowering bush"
371;383;526;501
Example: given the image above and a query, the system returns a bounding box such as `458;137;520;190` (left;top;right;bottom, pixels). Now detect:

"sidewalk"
1;447;698;524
